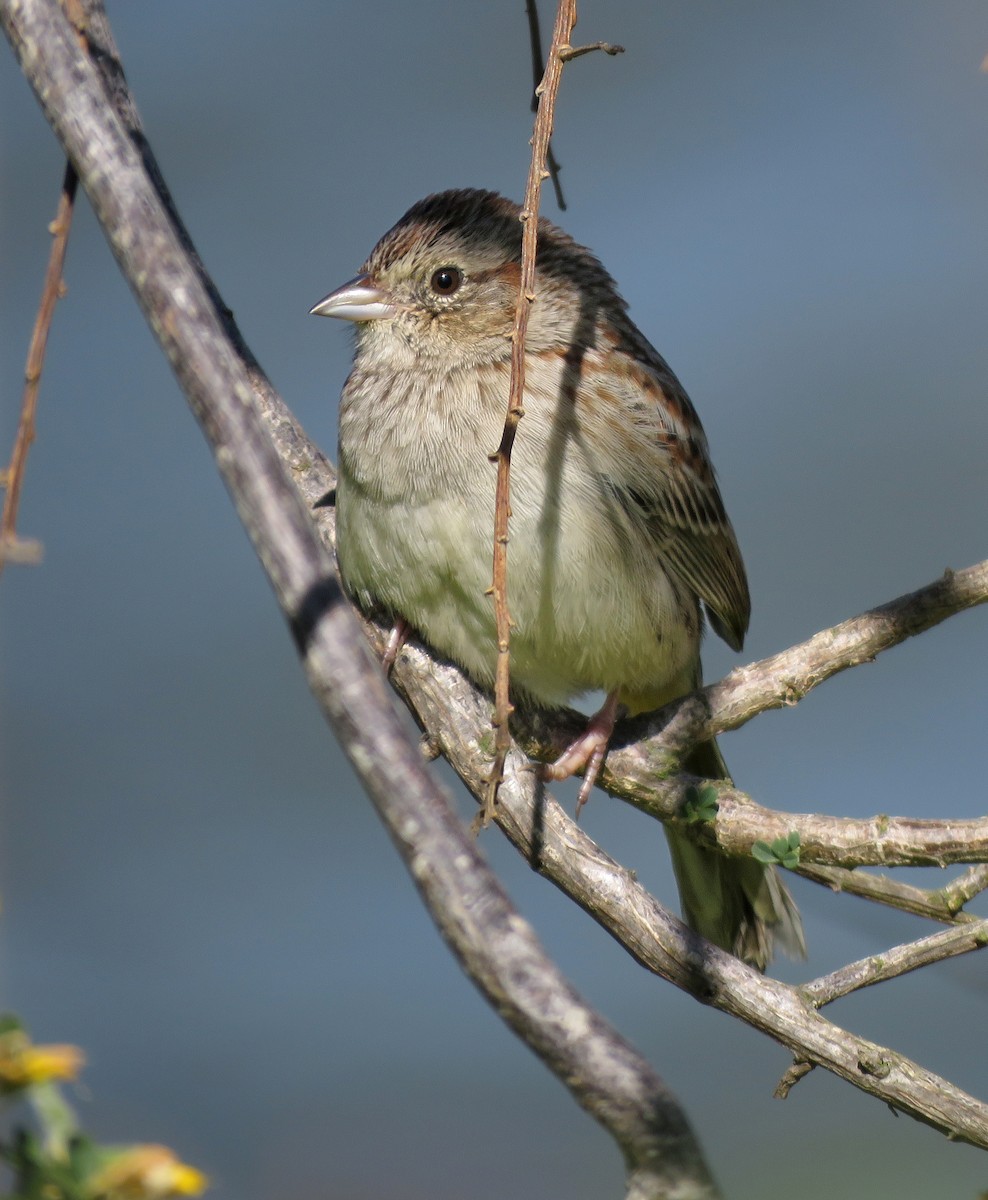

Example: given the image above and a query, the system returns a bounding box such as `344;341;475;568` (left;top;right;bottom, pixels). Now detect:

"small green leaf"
0;1014;24;1038
752;833;801;867
1;1128;90;1200
477;731;497;757
682;783;719;824
779;831;802;867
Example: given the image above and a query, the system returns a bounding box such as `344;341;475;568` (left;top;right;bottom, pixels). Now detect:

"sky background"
2;2;988;1197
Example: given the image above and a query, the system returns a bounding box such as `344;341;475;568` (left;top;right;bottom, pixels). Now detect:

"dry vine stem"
484;0;622;827
524;0;566;209
0;159;75;575
0;0;89;576
483;0;576;827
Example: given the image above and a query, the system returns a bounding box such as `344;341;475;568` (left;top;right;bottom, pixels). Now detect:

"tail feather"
665;739;805;971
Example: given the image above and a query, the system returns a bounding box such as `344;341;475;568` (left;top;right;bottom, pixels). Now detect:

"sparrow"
311;188;804;969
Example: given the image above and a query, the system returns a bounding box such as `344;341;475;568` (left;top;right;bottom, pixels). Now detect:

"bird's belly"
337;471;501;688
507;518;698;707
336;447;699;709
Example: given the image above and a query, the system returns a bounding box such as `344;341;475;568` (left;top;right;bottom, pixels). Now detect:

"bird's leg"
381;617;410;673
543;689;621;816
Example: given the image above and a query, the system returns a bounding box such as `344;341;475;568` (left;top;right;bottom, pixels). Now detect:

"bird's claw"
542;690;620;818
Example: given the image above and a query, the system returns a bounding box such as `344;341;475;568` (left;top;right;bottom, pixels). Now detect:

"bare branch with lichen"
796;862;988;923
801;920;988;1008
374;630;988;1146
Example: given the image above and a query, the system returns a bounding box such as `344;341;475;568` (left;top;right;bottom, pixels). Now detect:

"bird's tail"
665;738;805;971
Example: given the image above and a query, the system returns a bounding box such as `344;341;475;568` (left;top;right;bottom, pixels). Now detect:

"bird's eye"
429;266;463;296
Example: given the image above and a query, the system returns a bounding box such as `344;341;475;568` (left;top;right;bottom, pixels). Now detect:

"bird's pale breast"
336;356;701;706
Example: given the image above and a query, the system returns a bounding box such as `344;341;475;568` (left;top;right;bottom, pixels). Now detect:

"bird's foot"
381;618;410;672
543;690;620;817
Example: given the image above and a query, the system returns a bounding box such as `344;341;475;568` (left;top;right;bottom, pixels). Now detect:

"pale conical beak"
309;274;395;322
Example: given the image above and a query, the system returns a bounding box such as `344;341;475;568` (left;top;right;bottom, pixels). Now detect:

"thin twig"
524;0;566;210
774;1060;814;1099
483;0;578;828
0;0;90;576
0;159;77;576
624;561;988;761
942;864;988;910
500;690;988;869
558;40;624;61
637;773;988;869
797;863;987;924
802;920;988;1008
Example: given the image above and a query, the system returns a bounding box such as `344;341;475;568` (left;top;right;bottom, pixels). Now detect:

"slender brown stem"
483;0;579;828
524;0;566;210
0;159;77;575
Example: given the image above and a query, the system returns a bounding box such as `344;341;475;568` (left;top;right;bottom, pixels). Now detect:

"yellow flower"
0;1031;85;1090
88;1144;208;1199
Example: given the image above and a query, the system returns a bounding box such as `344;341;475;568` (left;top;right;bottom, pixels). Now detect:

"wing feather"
576;343;751;651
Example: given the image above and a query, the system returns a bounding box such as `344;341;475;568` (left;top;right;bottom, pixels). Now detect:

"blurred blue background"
2;3;988;1197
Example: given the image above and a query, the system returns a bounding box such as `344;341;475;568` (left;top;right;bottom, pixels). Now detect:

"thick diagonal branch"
1;2;721;1193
